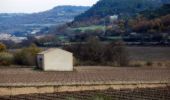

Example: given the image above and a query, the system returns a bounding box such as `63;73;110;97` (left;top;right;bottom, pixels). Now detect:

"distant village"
0;33;27;43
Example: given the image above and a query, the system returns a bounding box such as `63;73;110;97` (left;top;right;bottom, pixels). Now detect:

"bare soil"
0;87;170;100
0;67;169;86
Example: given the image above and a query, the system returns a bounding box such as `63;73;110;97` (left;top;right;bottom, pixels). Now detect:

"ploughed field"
0;87;170;100
0;67;169;86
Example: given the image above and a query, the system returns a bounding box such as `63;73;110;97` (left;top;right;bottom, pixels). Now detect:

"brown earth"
0;87;170;100
0;67;169;86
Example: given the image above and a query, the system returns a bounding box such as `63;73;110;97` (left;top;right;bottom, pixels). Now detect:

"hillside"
141;4;170;19
0;6;89;36
73;0;170;25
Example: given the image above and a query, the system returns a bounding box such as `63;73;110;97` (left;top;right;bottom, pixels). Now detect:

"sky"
0;0;99;13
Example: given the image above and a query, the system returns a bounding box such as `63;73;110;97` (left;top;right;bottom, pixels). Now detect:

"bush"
64;36;105;66
0;52;14;66
146;61;153;66
0;43;6;52
14;44;41;66
79;37;105;63
104;40;129;66
157;62;163;66
73;56;80;66
64;37;129;66
131;63;142;67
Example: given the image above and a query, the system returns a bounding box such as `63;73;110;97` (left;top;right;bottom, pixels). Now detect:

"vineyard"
0;67;169;97
0;87;170;100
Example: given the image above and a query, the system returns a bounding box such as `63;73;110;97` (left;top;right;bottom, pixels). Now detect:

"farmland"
1;46;170;97
0;87;169;100
0;67;169;86
70;25;105;32
127;46;170;61
126;46;170;67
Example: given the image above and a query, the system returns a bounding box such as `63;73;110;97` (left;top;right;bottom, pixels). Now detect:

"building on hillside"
110;15;118;22
37;48;73;71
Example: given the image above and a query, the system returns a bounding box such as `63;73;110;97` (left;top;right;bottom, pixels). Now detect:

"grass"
127;46;170;61
126;46;170;67
8;46;170;68
105;36;122;41
70;25;105;32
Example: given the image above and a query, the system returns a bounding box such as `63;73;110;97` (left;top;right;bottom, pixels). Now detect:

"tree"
84;36;104;63
64;37;129;66
105;40;129;66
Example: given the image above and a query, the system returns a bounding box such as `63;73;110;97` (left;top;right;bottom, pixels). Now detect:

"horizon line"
0;5;91;14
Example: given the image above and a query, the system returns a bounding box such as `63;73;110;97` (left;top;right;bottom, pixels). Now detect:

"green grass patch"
70;25;105;32
105;36;122;40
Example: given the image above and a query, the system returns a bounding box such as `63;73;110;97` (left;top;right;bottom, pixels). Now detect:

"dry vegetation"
128;46;170;67
1;41;170;68
64;37;129;67
0;43;42;66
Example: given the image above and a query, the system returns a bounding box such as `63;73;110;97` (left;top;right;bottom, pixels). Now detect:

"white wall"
43;49;73;71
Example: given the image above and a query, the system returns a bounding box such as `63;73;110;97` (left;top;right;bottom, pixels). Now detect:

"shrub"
14;44;41;66
157;62;163;66
73;56;79;66
0;43;6;52
81;37;105;63
64;36;105;66
131;63;142;67
64;37;129;66
104;40;129;66
0;52;14;66
165;62;170;67
146;61;153;66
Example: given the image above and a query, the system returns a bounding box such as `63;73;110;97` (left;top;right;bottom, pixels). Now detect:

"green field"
70;25;105;32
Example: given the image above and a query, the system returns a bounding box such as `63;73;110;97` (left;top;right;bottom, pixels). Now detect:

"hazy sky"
0;0;99;13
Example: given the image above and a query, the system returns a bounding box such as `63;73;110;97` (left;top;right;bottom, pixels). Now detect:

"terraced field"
0;87;169;100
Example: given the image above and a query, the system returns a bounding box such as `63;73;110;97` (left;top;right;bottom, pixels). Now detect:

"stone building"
37;48;73;71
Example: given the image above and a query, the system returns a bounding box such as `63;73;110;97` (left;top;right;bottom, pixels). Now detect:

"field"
0;87;169;100
126;46;170;67
1;47;170;98
0;67;169;86
7;46;170;68
127;46;170;61
70;25;104;32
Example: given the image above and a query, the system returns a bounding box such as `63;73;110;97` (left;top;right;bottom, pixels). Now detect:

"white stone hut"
37;48;73;71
